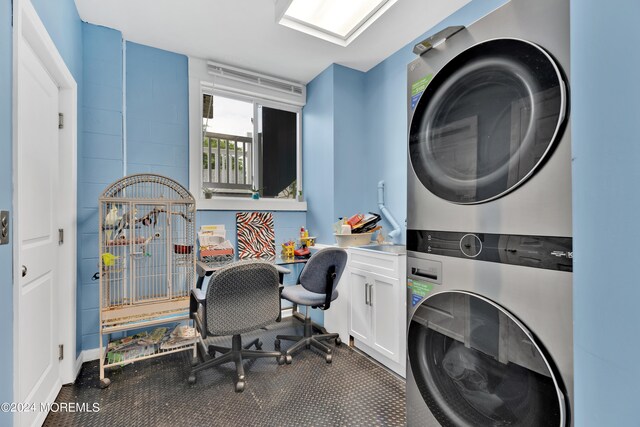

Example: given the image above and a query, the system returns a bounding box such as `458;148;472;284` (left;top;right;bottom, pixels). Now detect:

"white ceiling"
74;0;470;84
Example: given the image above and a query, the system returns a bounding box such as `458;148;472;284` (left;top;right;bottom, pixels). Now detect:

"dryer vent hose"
377;181;401;241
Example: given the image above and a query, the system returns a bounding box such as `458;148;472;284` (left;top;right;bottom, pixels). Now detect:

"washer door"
409;38;567;204
408;291;565;426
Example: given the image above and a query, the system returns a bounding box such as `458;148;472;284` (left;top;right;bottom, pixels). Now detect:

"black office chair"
188;260;285;392
275;247;348;363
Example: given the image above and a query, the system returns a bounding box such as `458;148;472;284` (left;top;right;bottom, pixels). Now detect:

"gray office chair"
275;247;348;363
189;260;285;392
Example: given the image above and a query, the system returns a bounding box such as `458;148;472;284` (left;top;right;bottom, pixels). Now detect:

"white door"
348;268;371;343
370;273;400;362
17;37;62;427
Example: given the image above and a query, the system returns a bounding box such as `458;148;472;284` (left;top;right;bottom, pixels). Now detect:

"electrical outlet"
0;211;9;245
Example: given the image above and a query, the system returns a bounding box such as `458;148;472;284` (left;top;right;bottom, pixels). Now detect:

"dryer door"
409;38;566;204
408;291;566;426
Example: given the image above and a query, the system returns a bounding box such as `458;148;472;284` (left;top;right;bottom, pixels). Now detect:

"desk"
195;256;307;289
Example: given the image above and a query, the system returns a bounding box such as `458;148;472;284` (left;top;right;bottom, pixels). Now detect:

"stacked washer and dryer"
406;0;573;425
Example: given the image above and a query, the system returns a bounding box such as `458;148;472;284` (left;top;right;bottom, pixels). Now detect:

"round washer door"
409;38;567;204
408;291;566;426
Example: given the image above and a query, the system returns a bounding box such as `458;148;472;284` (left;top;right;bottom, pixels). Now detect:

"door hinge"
58;113;64;129
58;344;64;361
58;228;64;245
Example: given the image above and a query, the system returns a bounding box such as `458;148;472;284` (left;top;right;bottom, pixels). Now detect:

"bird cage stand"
98;174;197;388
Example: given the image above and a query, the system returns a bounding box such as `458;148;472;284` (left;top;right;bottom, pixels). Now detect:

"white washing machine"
405;0;573;425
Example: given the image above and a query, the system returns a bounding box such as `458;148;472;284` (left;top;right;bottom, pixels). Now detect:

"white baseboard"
82;347;102;363
73;353;84;380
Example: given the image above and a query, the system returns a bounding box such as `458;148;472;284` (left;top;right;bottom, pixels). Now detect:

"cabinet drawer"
348;248;403;278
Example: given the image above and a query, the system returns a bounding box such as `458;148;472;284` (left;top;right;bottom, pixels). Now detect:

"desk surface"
196;256;307;277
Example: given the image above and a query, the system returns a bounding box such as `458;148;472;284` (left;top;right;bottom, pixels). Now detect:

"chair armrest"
275;265;291;275
275;264;291;285
191;288;206;302
276;284;284;323
196;260;215;277
190;288;207;339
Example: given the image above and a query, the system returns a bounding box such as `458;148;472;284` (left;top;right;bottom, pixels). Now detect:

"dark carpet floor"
44;318;406;426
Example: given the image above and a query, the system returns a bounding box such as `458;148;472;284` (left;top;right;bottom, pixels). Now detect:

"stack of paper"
198;225;234;262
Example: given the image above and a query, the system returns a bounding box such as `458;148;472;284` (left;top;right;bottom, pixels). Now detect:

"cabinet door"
323;266;350;343
371;273;400;362
349;268;372;343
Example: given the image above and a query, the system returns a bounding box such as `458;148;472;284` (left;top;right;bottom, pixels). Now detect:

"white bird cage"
98;174;197;388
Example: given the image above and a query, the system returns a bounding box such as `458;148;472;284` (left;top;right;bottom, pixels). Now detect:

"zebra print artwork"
236;212;276;259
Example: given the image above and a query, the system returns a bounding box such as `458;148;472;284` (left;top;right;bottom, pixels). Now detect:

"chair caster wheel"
335;337;342;346
255;340;262;350
285;355;292;364
325;354;332;364
277;355;286;365
191;357;200;367
188;374;197;385
99;378;111;389
274;339;281;350
235;381;245;393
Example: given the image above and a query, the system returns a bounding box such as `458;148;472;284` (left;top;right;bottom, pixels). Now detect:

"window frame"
189;72;306;212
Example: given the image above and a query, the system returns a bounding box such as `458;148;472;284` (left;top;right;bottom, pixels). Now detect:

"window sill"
196;196;307;212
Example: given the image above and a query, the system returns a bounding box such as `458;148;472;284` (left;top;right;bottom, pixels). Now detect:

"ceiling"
74;0;470;84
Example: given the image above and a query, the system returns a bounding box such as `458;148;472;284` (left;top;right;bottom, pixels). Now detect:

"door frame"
12;0;78;409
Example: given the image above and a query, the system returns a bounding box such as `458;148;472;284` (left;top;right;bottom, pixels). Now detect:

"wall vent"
207;61;306;106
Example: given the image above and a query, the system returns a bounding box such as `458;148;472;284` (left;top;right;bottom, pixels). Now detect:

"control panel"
407;257;442;307
407;229;572;272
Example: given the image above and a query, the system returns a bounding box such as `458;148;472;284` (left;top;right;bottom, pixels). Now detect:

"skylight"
277;0;399;47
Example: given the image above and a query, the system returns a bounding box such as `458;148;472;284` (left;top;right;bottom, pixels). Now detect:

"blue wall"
78;23;123;352
126;41;189;185
31;0;83;80
197;211;306;253
334;65;367;223
0;0;13;423
303;65;335;244
303;64;368;244
572;0;640;424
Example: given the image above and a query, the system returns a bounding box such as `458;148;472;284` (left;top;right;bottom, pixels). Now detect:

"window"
201;93;301;200
188;58;306;210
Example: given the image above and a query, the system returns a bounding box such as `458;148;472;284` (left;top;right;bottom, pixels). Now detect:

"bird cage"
98;174;197;388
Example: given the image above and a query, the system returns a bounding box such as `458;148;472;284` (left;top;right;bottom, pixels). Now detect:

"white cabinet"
347;248;406;377
348;268;371;343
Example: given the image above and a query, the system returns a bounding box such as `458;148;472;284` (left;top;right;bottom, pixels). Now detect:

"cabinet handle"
368;283;373;306
364;283;369;305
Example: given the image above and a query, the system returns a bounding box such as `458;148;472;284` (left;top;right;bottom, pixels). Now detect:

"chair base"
189;334;283;392
275;314;341;364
